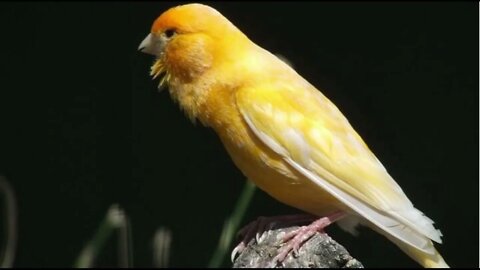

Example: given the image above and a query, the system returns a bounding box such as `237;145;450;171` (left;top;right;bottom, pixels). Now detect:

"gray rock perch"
232;224;363;268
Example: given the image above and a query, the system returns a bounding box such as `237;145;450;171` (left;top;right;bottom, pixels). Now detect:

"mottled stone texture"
233;225;363;268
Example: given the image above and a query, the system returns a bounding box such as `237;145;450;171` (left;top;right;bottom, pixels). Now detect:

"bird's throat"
150;58;170;91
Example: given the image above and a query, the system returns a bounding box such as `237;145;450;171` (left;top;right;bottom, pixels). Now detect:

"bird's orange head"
138;3;248;85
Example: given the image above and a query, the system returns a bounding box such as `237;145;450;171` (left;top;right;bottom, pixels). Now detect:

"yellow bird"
138;3;448;268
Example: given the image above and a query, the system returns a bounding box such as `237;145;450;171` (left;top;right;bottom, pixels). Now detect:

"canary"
138;3;448;268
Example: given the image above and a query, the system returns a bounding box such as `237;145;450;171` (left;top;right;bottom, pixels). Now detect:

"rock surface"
232;225;363;268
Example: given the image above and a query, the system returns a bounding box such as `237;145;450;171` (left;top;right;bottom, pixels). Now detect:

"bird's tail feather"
390;232;449;268
365;218;449;268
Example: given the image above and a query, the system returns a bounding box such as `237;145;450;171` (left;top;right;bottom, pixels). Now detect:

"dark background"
0;1;477;268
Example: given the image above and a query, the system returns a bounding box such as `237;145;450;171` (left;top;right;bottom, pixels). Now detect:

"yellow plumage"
138;3;448;267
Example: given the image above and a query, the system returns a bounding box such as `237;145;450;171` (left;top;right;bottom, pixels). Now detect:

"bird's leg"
269;211;346;267
231;213;317;262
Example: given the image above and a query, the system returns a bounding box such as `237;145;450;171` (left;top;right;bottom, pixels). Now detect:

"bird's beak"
138;33;154;55
138;33;165;56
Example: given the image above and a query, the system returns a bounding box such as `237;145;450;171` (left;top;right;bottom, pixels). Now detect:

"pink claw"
231;217;260;262
231;241;246;263
270;211;346;267
231;214;316;263
231;212;345;265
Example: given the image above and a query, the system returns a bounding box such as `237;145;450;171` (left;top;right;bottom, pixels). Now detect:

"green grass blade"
74;204;127;268
0;176;17;268
208;180;256;268
153;227;172;268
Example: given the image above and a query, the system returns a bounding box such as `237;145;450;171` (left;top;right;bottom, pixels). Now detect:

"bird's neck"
166;41;267;128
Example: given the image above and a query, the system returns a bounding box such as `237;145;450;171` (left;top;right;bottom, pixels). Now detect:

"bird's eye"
164;28;176;38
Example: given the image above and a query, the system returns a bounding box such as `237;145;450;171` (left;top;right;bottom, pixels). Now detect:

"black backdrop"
0;1;477;268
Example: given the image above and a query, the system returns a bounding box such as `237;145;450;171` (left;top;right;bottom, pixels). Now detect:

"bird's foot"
231;213;317;262
268;211;346;267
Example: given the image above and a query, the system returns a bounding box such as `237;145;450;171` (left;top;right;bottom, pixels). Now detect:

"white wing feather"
238;91;442;255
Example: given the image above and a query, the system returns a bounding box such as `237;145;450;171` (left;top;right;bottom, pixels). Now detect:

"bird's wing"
235;81;443;254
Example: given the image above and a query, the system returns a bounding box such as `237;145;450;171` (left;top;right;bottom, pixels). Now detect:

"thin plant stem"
0;175;17;268
208;180;256;268
118;214;133;268
74;204;128;268
153;227;172;268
